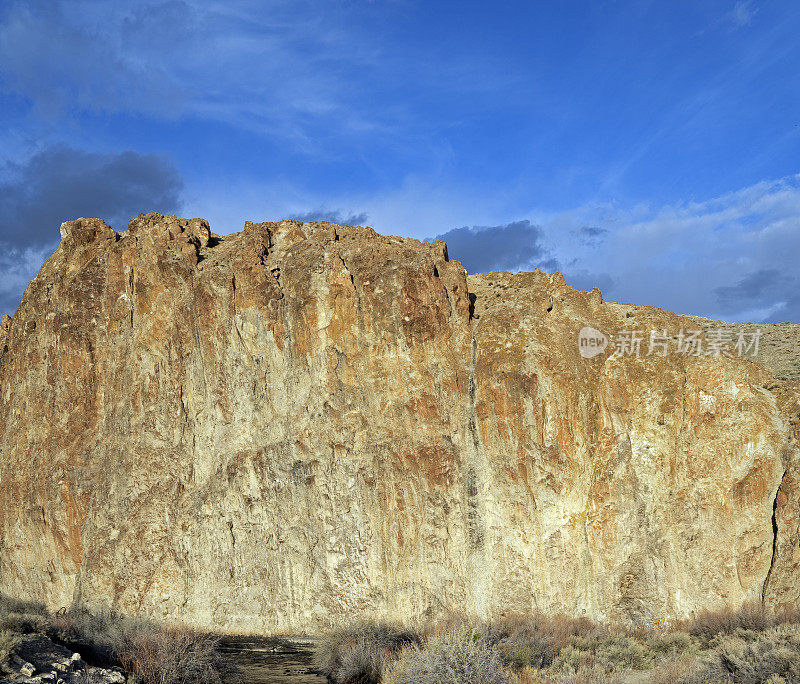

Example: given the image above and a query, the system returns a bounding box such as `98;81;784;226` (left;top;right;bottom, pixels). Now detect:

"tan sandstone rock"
0;213;797;633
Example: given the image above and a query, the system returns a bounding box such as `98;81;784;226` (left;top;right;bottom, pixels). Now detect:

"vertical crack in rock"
466;327;485;550
270;266;283;295
762;468;787;604
190;298;210;399
336;250;362;324
0;315;11;369
127;260;135;329
228;519;237;550
466;467;483;550
227;520;237;581
230;274;247;351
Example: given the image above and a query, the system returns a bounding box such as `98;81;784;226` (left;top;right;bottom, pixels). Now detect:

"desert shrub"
775;605;800;625
0;611;50;635
683;602;794;642
485;613;604;670
50;609;237;682
594;635;653;670
494;662;618;683
0;593;50;635
498;639;554;670
0;629;22;664
553;667;620;684
49;607;136;664
314;621;419;683
0;593;48;617
539;615;603;653
382;627;508;684
678;623;800;684
506;667;591;683
485;615;554;669
117;625;234;684
646;630;700;656
650;655;703;684
551;635;653;673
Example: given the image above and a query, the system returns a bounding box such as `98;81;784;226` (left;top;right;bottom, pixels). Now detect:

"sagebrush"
383;627;508;684
319;603;800;683
314;621;418;683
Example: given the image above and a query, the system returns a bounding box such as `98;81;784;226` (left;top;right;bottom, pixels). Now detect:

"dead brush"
382;626;508;684
117;625;235;684
680;601;798;642
0;593;50;636
0;629;22;664
676;623;800;684
47;607;133;665
0;594;48;618
486;613;605;670
313;621;419;683
650;655;701;684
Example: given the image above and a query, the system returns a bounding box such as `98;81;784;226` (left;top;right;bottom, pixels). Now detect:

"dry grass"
0;629;22;664
117;625;233;684
0;593;50;637
677;623;800;683
650;655;703;684
680;602;800;643
319;604;800;683
509;666;622;683
313;621;418;683
486;613;605;669
383;627;509;684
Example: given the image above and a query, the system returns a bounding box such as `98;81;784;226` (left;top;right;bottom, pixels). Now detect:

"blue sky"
1;0;799;322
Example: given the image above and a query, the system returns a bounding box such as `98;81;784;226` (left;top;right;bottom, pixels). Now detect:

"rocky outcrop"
0;213;798;633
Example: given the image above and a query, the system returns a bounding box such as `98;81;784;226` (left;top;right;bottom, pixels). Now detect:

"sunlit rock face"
0;213;797;633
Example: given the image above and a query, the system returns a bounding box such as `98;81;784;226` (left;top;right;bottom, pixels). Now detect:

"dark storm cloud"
431;220;557;274
0;144;184;249
577;225;609;244
714;268;800;322
715;268;786;310
289;209;369;226
564;270;616;294
0;144;184;316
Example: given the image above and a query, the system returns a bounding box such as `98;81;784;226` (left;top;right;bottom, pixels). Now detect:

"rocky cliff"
0;213;798;633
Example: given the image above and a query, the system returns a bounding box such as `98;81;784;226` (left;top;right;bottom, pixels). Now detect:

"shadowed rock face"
0;213;798;633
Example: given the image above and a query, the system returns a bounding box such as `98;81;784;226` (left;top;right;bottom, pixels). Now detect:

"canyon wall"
0;213;798;633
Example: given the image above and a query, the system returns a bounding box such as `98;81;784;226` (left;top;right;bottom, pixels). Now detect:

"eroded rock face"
0;213;798;633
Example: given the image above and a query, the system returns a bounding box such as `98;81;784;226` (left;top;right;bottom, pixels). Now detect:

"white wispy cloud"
727;0;757;29
541;174;800;322
0;0;514;154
